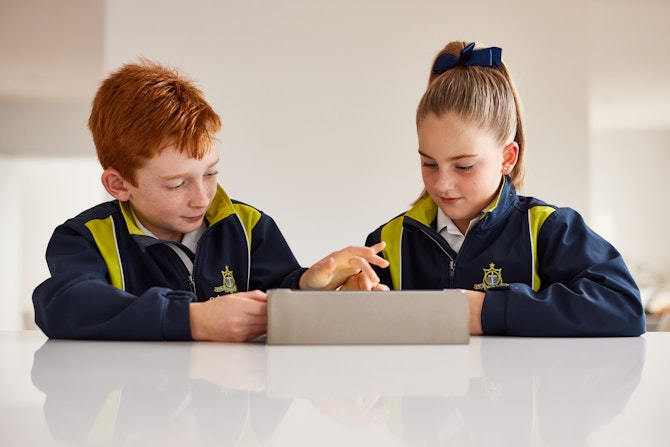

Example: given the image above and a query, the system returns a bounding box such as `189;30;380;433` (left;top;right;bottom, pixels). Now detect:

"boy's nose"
190;182;210;207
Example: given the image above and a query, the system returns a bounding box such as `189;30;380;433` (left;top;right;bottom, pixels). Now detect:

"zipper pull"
187;275;196;293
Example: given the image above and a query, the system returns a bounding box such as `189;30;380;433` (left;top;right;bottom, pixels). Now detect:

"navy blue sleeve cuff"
481;288;509;335
162;290;196;341
279;267;309;289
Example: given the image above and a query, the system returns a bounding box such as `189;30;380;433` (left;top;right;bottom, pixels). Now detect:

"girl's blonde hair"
416;41;526;193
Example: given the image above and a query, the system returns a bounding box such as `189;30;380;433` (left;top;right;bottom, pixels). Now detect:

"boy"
32;59;387;341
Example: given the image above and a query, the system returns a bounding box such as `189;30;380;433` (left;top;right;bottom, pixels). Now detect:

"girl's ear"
501;141;519;174
101;168;131;201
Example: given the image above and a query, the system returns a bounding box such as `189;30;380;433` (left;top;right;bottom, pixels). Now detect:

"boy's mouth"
183;214;205;223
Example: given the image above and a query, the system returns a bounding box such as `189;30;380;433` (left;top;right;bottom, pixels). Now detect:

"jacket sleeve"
32;222;194;341
481;208;646;337
365;228;393;289
247;214;304;291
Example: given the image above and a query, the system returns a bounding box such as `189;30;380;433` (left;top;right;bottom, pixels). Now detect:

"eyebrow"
417;150;477;161
159;158;220;180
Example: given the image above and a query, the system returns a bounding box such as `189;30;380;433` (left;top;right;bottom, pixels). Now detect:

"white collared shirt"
436;208;480;253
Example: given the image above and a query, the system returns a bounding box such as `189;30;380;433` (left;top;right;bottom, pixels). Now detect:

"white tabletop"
1;330;669;446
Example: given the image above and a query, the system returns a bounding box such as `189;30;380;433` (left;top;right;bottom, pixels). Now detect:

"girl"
360;41;645;336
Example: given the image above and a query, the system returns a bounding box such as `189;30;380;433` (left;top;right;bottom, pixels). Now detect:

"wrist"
298;273;308;290
189;302;206;340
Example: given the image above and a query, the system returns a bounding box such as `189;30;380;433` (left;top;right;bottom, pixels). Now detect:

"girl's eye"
169;182;185;190
205;171;218;178
456;165;474;172
422;161;438;169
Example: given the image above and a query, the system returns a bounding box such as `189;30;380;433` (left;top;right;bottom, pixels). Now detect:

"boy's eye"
456;165;474;172
169;182;185;190
422;161;438;169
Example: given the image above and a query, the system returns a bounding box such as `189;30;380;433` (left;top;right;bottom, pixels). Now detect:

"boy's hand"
338;272;390;291
189;290;267;342
299;242;390;291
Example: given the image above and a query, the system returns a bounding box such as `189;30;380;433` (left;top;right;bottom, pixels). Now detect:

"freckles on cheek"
163;195;182;209
149;192;176;211
421;175;435;193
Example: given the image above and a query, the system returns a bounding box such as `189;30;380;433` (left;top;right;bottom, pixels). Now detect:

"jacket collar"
119;183;236;237
204;184;237;225
405;176;515;230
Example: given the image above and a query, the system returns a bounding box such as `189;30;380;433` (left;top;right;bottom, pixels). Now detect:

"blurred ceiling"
0;0;668;156
0;0;103;102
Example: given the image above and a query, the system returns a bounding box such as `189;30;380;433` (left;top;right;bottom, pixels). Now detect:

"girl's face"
418;112;518;234
125;144;220;242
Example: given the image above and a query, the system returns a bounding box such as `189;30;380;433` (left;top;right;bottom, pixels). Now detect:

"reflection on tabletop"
31;337;645;446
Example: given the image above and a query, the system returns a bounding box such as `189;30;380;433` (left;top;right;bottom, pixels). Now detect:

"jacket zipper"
187;275;196;294
419;228;456;288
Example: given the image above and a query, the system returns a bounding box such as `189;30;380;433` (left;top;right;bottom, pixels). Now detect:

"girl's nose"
435;170;454;191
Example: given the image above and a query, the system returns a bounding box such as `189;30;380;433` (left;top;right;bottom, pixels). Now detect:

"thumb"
302;256;337;289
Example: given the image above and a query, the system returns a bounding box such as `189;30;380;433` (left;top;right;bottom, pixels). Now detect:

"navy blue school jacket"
365;177;645;337
33;185;304;340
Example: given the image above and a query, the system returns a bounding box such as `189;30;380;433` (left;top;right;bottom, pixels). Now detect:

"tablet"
266;289;469;345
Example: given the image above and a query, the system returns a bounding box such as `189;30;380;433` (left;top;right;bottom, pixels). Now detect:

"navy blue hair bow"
432;42;502;75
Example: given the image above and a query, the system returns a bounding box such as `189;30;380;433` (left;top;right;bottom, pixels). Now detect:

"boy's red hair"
88;58;221;185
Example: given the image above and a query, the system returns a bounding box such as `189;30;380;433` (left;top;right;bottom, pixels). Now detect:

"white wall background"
1;0;668;329
0;157;107;329
587;0;670;291
103;0;589;260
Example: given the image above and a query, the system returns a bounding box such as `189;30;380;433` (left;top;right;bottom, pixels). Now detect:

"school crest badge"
474;263;509;291
214;265;238;294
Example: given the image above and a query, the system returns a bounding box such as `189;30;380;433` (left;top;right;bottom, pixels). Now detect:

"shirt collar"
436;208;480;236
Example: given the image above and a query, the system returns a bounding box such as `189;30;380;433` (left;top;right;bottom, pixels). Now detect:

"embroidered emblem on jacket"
474;263;509;290
214;265;238;293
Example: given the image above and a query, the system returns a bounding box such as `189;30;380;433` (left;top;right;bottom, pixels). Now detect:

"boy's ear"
101;168;131;201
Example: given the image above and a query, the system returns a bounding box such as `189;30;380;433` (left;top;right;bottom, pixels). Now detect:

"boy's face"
418;112;515;234
125;144;219;242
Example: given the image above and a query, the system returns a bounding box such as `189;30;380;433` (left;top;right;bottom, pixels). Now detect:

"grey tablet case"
266;289;469;345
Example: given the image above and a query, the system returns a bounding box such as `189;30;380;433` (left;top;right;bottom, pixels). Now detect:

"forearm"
33;275;193;340
481;282;645;336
